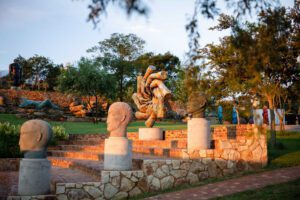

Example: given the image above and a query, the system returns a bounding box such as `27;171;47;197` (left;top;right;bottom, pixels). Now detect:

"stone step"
68;134;107;141
49;157;103;180
58;140;105;145
49;144;104;152
132;140;187;149
47;150;104;161
132;146;184;158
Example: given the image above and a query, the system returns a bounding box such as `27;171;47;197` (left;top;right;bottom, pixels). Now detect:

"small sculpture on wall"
132;65;172;127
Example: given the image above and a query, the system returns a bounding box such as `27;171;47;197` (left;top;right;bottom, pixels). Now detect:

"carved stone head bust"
187;91;207;118
107;102;133;137
19;119;52;158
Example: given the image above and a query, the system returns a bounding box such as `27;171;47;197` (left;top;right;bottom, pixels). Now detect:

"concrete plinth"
188;118;211;151
18;158;51;196
139;128;163;140
104;137;132;170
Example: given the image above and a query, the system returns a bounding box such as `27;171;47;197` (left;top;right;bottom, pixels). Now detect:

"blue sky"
0;0;294;71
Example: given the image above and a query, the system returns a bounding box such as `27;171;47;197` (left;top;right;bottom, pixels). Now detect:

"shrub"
0;122;22;158
51;125;69;145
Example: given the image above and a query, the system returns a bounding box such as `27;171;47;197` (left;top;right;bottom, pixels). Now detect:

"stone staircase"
47;131;187;185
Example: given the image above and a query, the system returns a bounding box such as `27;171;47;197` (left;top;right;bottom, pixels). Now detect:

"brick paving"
146;165;300;200
0;167;99;197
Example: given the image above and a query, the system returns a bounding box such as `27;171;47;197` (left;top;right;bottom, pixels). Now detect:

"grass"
0;114;187;134
267;131;300;168
212;179;300;200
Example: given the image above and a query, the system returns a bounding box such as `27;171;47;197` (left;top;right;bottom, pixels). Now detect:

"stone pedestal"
104;137;132;170
139;128;163;140
18;158;51;195
188;118;211;151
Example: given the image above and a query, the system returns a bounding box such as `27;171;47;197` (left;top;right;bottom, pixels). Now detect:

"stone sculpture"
187;91;207;118
18;119;52;195
19;119;53;158
107;102;133;137
186;91;210;151
9;59;22;88
132;65;171;128
104;102;133;170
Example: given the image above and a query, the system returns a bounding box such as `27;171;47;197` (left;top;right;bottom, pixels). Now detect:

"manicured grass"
267;131;300;168
271;151;300;167
212;179;300;200
0;114;187;134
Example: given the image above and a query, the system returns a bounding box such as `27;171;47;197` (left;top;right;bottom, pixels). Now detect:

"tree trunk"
275;109;285;134
236;109;240;125
267;95;276;147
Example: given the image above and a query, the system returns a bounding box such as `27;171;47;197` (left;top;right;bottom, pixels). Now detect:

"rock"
120;177;135;192
137;178;148;192
57;194;68;200
227;160;235;169
161;165;170;175
160;176;174;190
121;171;132;179
56;185;65;194
151;177;160;190
67;189;89;200
111;175;121;187
170;170;187;178
180;162;190;170
65;183;76;188
104;183;118;199
186;172;199;185
101;172;110;184
215;158;227;169
172;160;181;169
208;162;217;178
189;161;205;173
112;192;128;200
198;171;209;180
83;186;102;198
129;187;142;197
155;168;167;179
33;111;46;117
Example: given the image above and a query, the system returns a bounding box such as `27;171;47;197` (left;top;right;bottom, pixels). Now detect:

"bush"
51;125;69;145
0;122;22;158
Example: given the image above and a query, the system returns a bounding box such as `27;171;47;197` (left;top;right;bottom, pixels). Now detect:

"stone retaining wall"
0;89;73;108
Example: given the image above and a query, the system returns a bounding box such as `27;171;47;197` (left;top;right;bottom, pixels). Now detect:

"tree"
87;33;145;101
134;52;181;93
198;7;300;147
57;57;116;119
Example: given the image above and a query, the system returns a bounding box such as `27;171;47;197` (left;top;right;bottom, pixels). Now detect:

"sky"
0;0;295;72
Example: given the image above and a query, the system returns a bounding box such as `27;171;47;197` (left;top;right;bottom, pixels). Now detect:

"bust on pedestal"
104;102;133;170
187;92;211;151
18;119;52;196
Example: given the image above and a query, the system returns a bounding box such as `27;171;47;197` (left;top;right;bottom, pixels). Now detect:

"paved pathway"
146;165;300;200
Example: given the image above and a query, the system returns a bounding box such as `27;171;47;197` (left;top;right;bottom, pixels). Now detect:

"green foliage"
0;122;21;158
52;125;69;141
87;33;145;101
13;54;62;90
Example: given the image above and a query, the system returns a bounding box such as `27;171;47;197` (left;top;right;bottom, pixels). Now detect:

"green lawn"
267;131;300;167
213;179;300;200
0;114;187;134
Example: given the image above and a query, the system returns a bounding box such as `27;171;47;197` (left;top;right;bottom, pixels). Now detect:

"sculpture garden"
0;0;300;199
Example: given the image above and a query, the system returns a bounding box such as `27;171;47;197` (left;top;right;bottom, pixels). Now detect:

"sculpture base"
18;158;51;196
187;118;211;151
104;137;132;170
139;128;163;140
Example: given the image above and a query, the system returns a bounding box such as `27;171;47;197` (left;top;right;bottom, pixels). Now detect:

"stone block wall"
56;170;147;200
